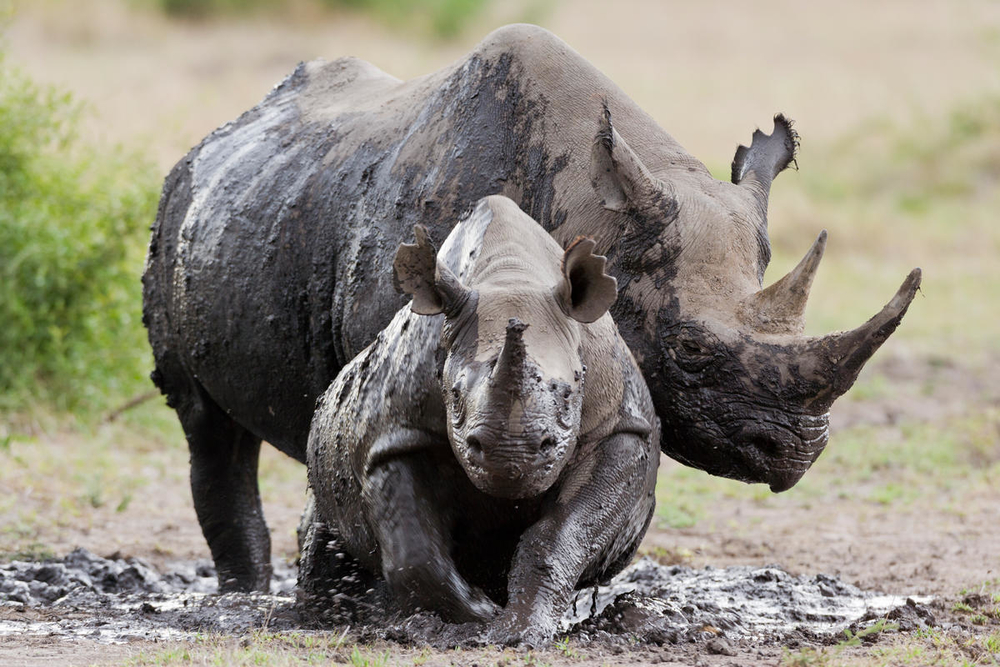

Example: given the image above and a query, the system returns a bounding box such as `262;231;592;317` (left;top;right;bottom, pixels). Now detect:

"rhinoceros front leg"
365;448;500;623
489;431;656;644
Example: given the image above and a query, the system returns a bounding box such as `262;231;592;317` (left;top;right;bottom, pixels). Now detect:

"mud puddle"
0;549;933;647
0;548;299;643
566;559;934;645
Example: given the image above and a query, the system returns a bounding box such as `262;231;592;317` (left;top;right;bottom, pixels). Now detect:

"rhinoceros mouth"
453;425;572;499
729;416;830;492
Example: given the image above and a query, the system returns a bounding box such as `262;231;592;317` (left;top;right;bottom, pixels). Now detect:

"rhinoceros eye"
669;332;715;374
449;382;466;426
681;339;706;356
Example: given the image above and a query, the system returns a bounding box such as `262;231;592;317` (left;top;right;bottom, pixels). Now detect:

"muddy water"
0;549;932;647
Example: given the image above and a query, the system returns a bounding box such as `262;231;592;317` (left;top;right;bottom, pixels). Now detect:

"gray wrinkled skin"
301;196;659;644
142;24;920;591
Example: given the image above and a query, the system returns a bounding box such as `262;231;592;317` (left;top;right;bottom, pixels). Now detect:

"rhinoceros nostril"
539;436;555;453
749;435;779;457
466;435;482;454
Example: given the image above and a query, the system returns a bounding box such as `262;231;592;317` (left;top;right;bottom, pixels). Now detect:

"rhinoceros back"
143;24;691;461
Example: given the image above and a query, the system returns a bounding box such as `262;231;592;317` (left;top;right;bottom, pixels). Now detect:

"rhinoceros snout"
458;426;569;498
734;417;829;493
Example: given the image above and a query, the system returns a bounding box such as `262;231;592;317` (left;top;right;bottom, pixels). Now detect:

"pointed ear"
556;237;618;324
392;225;469;316
590;102;675;216
731;114;799;215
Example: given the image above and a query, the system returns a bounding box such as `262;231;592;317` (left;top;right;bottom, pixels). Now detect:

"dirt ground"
3;1;1000;665
2;352;996;666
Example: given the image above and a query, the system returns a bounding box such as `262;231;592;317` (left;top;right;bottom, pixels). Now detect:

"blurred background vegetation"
0;1;999;663
0;56;158;414
147;0;497;39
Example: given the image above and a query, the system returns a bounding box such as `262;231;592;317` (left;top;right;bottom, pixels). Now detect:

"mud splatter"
565;558;934;645
0;550;933;648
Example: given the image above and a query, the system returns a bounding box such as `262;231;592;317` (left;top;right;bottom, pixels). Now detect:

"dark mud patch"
0;550;932;649
0;548;298;643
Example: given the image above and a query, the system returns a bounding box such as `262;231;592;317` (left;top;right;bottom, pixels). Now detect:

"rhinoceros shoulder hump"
299;56;403;120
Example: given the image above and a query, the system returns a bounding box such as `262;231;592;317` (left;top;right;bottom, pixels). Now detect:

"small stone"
706;637;737;656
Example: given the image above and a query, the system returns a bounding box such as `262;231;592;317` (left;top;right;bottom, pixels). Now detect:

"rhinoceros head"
393;208;617;499
590;107;921;492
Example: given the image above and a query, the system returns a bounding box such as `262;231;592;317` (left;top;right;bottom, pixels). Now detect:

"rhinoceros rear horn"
731;114;799;220
392;225;470;316
557;236;618;324
741;230;827;334
803;268;922;411
590;102;676;219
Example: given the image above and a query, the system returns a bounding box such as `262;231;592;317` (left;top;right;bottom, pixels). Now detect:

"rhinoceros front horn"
801;267;922;412
490;318;529;389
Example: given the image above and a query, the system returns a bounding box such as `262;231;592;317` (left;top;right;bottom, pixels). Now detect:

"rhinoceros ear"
556;236;618;324
393;225;470;316
731;114;799;217
590;102;675;218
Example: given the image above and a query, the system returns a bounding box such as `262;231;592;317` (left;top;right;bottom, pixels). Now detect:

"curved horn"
741;230;827;334
804;268;922;411
490;318;529;386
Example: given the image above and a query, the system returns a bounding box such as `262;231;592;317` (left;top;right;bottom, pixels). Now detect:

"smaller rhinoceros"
299;195;659;642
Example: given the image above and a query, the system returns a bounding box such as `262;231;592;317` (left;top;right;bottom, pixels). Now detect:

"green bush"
154;0;279;18
0;57;159;415
320;0;488;38
150;0;490;39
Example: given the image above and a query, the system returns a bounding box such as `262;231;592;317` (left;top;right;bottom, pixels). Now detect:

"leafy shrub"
150;0;490;39
0;57;159;414
154;0;279;18
320;0;488;38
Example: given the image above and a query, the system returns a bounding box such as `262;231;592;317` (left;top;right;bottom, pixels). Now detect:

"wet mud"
0;548;298;643
0;550;932;648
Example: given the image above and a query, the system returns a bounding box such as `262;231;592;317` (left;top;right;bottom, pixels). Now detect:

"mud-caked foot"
217;561;273;593
297;519;379;624
389;563;501;624
483;610;556;647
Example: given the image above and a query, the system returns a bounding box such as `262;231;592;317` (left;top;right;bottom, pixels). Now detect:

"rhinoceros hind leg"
297;503;379;622
167;375;272;592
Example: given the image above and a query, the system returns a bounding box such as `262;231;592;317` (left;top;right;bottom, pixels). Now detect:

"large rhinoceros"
142;24;920;591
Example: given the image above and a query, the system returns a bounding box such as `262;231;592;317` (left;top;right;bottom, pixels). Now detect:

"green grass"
656;408;1000;531
781;620;1000;667
125;630;360;666
0;54;160;418
124;632;558;666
